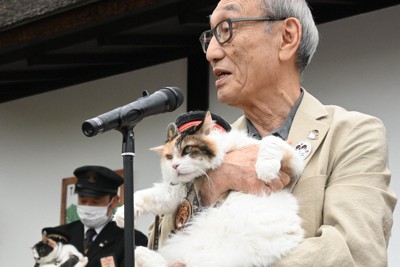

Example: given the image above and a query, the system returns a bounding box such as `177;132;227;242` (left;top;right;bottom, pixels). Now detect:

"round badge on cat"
175;199;192;231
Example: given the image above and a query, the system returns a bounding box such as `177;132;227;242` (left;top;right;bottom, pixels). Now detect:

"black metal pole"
121;127;135;267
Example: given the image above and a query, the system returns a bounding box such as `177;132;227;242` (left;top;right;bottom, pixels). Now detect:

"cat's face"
153;112;218;184
32;239;57;264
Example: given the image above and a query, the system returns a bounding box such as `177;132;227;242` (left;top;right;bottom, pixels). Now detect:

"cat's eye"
182;145;192;155
165;154;173;160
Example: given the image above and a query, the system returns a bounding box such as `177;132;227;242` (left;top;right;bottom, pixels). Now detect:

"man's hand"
200;144;291;206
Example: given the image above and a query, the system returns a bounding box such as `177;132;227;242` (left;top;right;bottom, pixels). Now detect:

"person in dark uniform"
42;165;148;267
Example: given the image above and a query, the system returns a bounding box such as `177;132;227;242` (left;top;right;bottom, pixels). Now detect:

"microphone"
82;87;184;137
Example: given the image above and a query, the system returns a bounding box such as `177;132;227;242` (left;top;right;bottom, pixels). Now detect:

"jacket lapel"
287;90;330;191
86;222;115;257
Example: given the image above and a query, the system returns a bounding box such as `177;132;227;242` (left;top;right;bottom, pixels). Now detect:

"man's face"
78;195;111;206
78;194;119;217
206;0;282;108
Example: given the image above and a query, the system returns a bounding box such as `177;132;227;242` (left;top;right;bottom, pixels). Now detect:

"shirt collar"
246;89;304;140
83;218;110;237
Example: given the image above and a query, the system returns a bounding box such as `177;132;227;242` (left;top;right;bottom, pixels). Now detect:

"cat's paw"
79;256;89;267
113;205;125;228
135;246;168;267
256;135;285;182
256;135;304;183
255;157;281;182
134;192;147;220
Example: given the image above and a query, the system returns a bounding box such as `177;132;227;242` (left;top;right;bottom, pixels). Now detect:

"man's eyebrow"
209;4;241;22
223;3;240;12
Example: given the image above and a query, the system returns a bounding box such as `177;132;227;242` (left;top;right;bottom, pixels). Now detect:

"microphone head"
163;87;184;111
82;118;103;137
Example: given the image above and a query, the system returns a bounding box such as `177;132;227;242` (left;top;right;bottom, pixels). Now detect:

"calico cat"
32;238;88;267
114;111;304;267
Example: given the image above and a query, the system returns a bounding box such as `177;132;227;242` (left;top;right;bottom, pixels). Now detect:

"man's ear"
279;17;301;62
111;195;120;209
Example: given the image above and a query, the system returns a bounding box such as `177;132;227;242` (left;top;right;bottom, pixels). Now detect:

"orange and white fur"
114;111;304;267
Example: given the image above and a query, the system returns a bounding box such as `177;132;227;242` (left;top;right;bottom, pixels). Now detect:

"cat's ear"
199;111;216;135
166;123;178;139
150;145;164;154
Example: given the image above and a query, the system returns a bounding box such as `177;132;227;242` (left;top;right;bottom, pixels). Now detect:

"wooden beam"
187;50;209;111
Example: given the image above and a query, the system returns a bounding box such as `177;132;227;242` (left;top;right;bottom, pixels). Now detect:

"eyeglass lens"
200;20;232;53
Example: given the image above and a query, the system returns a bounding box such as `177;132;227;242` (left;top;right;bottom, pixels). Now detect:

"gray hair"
262;0;319;73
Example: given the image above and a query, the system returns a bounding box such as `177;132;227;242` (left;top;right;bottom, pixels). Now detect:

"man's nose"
206;36;223;63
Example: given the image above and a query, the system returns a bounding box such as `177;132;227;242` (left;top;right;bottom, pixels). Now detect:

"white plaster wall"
0;4;398;266
0;59;188;266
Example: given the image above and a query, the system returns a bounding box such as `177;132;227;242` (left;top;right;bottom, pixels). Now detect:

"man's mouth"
216;72;230;80
214;67;232;80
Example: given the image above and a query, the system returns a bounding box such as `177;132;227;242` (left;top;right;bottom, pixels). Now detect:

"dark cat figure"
32;238;88;267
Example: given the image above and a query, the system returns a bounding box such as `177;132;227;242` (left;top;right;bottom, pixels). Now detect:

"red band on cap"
178;120;226;132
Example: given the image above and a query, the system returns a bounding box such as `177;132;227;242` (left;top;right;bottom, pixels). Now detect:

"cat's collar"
169;182;192;190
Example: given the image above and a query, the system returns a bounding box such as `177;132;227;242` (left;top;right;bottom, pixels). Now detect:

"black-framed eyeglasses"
199;17;286;53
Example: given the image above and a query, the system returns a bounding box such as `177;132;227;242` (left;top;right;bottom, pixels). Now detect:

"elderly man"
148;0;397;266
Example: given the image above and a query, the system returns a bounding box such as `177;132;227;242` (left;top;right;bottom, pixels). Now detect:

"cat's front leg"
134;189;153;221
113;205;125;228
256;135;303;183
136;182;188;217
114;183;187;228
113;189;153;228
59;255;80;267
74;257;88;267
135;246;168;267
132;185;175;222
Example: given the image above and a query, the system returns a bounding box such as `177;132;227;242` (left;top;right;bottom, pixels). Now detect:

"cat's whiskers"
192;166;207;177
194;168;216;194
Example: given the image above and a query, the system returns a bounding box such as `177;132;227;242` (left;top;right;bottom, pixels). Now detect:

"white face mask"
77;198;113;228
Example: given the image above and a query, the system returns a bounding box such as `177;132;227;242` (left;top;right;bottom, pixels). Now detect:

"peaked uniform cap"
74;165;123;197
175;110;232;132
42;227;70;244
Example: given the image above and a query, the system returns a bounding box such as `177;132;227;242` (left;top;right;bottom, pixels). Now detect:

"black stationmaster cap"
175;110;232;132
74;165;123;197
42;227;70;244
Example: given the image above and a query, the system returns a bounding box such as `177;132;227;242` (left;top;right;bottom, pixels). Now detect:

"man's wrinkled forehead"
211;1;240;21
211;0;262;23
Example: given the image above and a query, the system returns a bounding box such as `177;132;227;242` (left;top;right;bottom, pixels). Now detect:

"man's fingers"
265;178;285;191
279;170;291;188
263;170;291;193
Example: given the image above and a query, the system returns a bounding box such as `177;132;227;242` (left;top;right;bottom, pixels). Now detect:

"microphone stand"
120;127;135;267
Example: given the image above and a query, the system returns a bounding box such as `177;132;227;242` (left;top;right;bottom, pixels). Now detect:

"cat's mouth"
177;172;189;177
176;172;194;182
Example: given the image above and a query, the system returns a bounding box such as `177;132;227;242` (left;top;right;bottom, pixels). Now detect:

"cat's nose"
172;163;179;169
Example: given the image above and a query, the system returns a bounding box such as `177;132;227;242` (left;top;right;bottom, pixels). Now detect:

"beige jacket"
148;90;397;266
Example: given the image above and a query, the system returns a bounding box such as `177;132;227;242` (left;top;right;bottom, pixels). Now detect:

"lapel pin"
295;141;312;160
308;130;319;140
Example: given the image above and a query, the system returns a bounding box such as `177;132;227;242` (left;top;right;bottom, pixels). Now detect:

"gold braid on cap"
46;234;68;243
